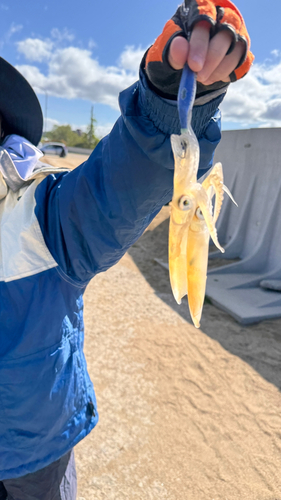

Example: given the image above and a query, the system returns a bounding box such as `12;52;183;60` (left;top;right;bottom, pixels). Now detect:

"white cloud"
0;22;23;49
16;44;145;110
221;57;281;128
118;45;145;72
88;38;97;50
51;28;75;43
8;23;22;36
15;64;49;89
17;38;53;62
43;117;60;133
14;33;281;130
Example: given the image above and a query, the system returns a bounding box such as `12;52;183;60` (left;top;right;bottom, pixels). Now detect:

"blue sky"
0;0;280;136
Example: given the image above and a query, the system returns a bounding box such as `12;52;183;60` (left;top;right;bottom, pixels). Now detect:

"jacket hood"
0;134;68;199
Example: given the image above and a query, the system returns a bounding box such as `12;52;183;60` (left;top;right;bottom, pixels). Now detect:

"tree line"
42;106;99;150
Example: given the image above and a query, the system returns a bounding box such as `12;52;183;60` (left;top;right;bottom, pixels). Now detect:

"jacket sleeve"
35;68;225;284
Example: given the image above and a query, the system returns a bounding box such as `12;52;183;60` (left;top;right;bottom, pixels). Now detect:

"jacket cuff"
138;66;226;139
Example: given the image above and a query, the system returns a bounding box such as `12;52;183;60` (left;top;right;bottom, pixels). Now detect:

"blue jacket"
0;69;224;479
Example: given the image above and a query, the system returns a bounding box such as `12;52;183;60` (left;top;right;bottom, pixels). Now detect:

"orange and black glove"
144;0;254;99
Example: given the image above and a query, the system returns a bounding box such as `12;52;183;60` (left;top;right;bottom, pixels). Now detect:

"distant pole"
89;105;94;148
90;105;94;135
44;91;48;136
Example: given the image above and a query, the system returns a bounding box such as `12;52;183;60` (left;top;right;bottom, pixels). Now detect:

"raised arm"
35;1;253;284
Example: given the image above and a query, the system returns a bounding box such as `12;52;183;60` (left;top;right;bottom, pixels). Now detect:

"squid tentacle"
202;163;224;223
223;185;238;206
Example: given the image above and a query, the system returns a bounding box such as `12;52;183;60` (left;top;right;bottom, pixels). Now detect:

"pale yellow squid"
169;65;235;328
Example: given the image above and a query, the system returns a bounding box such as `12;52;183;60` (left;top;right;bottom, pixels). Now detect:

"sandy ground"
45;154;281;499
42;153;89;170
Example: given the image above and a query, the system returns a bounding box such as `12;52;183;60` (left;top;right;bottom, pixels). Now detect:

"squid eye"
195;207;204;220
178;196;191;211
180;139;187;158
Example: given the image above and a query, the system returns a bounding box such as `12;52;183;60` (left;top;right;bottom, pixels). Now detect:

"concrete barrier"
67;146;93;155
206;128;281;324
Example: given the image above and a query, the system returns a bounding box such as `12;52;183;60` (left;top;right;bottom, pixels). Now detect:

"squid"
169;65;236;328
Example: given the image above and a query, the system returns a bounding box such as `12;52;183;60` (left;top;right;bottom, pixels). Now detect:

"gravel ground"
46;154;281;500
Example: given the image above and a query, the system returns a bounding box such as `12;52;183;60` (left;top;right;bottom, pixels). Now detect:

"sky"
0;0;280;137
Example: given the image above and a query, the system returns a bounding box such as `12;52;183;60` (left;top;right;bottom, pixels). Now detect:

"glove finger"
184;0;253;78
185;0;218;29
168;36;189;70
187;21;211;72
188;1;248;41
214;4;254;78
201;40;245;84
230;50;255;82
146;19;184;67
196;28;233;83
145;17;186;98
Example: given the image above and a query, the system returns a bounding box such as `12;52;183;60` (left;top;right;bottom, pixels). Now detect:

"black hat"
0;57;43;146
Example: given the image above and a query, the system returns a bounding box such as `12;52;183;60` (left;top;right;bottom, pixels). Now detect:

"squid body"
169;65;235;328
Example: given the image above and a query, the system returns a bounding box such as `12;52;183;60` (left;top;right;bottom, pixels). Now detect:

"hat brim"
0;57;43;146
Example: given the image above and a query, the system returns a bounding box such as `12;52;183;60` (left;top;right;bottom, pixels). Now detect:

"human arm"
35;68;222;283
35;1;252;283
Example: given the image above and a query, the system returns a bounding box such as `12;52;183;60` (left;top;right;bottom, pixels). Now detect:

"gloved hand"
144;0;254;99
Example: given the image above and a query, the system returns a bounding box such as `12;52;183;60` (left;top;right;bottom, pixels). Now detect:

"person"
0;1;253;498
